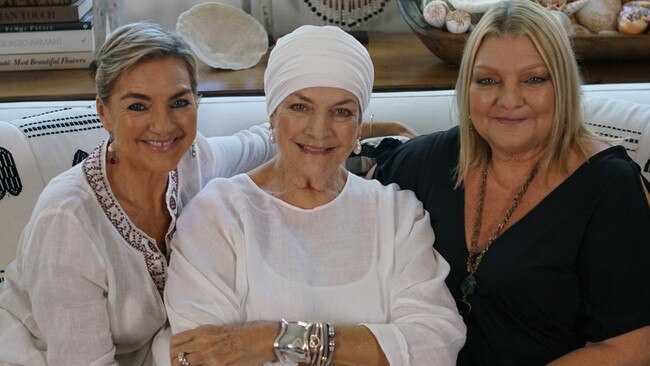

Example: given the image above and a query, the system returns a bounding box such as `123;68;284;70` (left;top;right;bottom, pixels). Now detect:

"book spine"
0;28;93;54
0;0;85;24
0;20;90;32
0;12;91;32
0;0;76;6
0;50;93;71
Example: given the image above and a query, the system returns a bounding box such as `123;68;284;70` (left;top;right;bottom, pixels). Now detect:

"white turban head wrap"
264;25;374;118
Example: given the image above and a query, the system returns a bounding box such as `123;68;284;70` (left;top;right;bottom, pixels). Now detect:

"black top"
374;126;650;366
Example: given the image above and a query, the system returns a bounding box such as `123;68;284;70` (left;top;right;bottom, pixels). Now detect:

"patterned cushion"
0;107;107;281
0;120;41;282
13;106;106;184
583;95;650;181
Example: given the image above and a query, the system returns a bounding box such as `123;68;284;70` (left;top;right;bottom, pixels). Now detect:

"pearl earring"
353;138;362;155
269;127;276;143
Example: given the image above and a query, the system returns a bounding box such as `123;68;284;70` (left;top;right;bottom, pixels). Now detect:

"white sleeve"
164;184;242;334
21;209;118;366
363;191;466;366
205;123;276;178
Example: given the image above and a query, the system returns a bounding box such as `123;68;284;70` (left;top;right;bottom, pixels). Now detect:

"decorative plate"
176;2;268;70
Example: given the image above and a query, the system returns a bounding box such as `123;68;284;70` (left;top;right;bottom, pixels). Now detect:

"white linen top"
0;127;275;366
159;173;466;366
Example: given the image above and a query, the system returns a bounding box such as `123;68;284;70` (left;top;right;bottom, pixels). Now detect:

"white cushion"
583;95;650;181
0;108;107;281
0;121;42;279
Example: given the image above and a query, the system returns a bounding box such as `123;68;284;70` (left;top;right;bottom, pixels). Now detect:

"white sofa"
1;88;649;281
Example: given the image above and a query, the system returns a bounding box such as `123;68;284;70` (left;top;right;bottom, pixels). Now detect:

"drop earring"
353;138;362;155
107;134;118;165
269;127;276;143
191;141;197;158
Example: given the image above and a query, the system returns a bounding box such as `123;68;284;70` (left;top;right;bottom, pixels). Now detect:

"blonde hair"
92;22;198;102
454;0;596;187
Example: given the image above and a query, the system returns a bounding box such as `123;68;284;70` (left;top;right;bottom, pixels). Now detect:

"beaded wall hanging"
302;0;391;29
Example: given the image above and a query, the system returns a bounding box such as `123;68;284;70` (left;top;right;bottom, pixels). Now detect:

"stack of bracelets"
274;319;336;365
302;0;391;29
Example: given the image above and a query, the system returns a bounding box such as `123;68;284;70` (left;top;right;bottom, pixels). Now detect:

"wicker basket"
397;0;650;64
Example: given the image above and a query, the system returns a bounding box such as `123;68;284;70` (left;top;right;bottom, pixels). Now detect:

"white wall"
123;0;411;36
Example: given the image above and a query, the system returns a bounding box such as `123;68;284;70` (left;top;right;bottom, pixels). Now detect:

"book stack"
0;0;94;71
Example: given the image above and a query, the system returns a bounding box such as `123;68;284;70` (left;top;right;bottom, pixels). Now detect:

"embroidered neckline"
82;141;179;298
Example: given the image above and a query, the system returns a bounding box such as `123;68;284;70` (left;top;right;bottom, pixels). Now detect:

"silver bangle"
308;322;322;365
273;319;312;363
321;324;335;366
314;323;325;365
273;319;335;366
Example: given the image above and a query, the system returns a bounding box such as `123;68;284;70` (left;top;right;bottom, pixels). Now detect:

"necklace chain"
466;161;541;274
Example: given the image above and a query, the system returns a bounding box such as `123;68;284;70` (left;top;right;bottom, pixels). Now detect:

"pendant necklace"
457;160;541;315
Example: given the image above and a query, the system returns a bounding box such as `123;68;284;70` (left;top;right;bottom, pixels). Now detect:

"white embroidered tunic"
157;173;466;366
0;127;275;366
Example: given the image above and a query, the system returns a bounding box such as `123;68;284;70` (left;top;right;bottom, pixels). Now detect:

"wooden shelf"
1;32;649;102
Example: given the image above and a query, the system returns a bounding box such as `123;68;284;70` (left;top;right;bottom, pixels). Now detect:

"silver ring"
177;352;190;366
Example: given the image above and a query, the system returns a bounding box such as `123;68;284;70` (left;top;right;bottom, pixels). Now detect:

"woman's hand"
361;120;418;139
170;321;278;366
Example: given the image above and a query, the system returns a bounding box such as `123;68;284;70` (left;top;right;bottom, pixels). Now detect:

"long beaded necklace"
457;160;541;315
302;0;391;29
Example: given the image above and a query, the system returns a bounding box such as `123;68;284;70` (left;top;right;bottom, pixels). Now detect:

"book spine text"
0;0;87;24
0;0;76;7
0;51;93;71
0;28;93;54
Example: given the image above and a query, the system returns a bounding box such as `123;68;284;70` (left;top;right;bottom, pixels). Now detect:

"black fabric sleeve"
373;127;460;206
578;155;650;342
373;134;430;190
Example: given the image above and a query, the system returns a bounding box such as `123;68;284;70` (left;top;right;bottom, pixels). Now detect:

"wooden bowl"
397;0;650;64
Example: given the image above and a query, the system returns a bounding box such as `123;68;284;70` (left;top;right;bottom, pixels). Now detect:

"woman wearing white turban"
156;25;466;366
